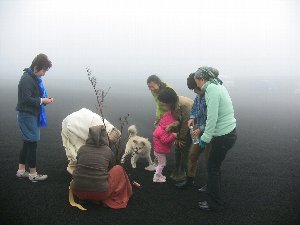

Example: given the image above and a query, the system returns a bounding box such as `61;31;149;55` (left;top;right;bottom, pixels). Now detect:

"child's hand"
166;121;180;133
175;140;185;149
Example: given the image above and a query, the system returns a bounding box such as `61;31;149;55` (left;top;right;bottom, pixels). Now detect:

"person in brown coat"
158;87;193;182
70;125;132;209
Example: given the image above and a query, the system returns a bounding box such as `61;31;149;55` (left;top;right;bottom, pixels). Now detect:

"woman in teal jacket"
194;67;237;211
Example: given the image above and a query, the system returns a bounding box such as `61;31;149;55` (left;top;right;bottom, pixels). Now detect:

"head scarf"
194;66;223;85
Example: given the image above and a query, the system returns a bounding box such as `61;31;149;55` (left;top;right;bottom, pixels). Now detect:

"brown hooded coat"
71;125;115;192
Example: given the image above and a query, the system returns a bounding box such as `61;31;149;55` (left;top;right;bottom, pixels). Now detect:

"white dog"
121;125;155;170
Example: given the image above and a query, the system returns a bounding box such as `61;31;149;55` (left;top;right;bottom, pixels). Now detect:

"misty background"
1;2;300;224
0;0;299;137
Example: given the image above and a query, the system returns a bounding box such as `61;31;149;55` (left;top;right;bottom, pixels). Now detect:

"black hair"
147;75;167;89
158;87;178;107
187;73;198;90
30;53;52;71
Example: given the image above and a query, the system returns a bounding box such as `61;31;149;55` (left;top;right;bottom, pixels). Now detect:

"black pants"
19;141;37;168
206;128;237;209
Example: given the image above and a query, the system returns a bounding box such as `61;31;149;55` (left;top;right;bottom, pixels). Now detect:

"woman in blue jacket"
16;53;54;182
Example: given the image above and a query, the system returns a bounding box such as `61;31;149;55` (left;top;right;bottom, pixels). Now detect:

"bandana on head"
194;66;223;85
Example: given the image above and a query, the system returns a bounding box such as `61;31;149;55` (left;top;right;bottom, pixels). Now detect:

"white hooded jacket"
61;108;119;164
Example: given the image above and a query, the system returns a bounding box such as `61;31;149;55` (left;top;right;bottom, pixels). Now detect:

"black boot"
175;176;194;189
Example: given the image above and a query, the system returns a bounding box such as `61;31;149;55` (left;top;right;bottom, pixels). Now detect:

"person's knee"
160;160;166;167
111;164;124;173
189;150;199;160
189;156;198;165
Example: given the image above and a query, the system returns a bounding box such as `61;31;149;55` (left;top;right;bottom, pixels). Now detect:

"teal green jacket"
200;81;236;143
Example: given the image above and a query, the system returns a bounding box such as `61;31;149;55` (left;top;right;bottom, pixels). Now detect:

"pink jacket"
153;112;177;154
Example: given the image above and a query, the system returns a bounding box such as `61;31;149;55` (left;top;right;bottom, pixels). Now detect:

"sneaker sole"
17;176;29;179
198;206;212;211
153;180;166;183
29;179;47;182
29;176;48;182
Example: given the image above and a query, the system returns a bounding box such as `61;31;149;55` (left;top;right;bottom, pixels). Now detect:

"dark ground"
0;78;300;225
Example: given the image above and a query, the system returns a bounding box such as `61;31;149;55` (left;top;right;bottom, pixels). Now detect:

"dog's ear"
133;140;137;144
140;141;145;147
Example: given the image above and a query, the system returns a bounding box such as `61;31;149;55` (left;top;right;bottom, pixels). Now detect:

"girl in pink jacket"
152;111;178;183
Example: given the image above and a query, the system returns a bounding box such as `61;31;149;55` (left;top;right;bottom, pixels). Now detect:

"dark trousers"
19;140;37;168
188;143;210;178
174;134;192;173
207;128;237;209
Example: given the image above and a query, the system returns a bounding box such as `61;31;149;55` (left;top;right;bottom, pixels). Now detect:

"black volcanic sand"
0;78;300;225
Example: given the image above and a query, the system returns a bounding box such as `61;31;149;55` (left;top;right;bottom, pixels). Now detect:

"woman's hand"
192;128;201;138
42;97;54;104
174;139;185;149
187;119;195;127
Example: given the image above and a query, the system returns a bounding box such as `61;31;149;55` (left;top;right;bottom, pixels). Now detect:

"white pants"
154;152;166;175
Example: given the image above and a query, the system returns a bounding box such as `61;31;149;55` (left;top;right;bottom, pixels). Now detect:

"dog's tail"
128;125;138;138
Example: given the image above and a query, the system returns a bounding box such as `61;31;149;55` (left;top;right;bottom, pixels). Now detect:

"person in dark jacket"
16;53;53;182
175;73;211;189
71;125;133;209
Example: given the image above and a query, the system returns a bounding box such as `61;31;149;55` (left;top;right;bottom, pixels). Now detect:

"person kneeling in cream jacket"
61;108;121;174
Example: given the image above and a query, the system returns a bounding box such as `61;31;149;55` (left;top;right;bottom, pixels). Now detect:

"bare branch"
86;67;130;164
86;67;110;142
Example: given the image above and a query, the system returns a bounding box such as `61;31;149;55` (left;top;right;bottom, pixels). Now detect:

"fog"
0;0;299;112
1;3;300;223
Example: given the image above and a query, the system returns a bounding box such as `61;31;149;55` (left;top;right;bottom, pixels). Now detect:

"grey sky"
0;0;299;84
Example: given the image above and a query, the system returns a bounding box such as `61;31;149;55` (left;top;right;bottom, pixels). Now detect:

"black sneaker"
198;184;207;192
198;201;212;211
198;201;224;212
175;177;194;189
